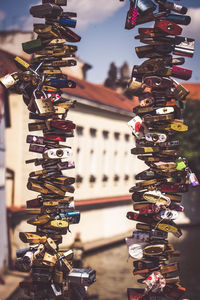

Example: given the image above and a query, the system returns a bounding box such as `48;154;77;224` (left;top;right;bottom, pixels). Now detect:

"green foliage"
179;99;200;178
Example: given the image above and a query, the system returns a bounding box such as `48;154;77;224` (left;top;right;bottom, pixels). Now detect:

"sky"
0;0;200;84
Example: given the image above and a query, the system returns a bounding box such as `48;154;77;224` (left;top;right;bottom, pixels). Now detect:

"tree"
179;99;200;179
104;62;117;89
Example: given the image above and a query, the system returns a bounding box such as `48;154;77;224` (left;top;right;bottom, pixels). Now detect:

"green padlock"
22;38;44;54
176;158;187;170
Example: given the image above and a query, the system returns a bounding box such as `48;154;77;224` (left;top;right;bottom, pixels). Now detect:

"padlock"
187;169;199;187
14;56;31;71
43;0;67;6
19;232;47;244
161;183;188;193
136;0;156;15
68;268;96;286
27;180;49;194
22;39;44;54
173;37;195;57
30;3;63;18
32;266;53;282
59;211;80;224
54;24;81;43
154;19;182;35
128;116;145;139
27;215;51;226
43;182;66;196
145;132;167;143
164;14;191;26
156;107;174;115
29;144;46;154
143;244;166;256
45;219;69;229
156;0;187;15
171;65;192;80
143;76;173;89
143;190;171;206
43;148;72;159
33;90;55;116
45;238;57;253
53;270;63;284
43;252;57;266
53;176;75;186
0;72;19;89
125;0;139;30
131;146;160;154
59;18;77;28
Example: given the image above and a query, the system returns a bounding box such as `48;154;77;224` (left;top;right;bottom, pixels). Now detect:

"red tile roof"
0;49;21;77
182;83;200;100
63;76;138;112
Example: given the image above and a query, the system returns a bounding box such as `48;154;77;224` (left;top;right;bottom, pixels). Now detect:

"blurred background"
0;0;200;299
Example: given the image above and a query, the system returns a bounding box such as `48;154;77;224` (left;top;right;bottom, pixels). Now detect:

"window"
89;149;96;183
76;148;83;183
124;151;129;181
90;128;97;137
125;134;130;142
114;132;120;140
76;126;84;136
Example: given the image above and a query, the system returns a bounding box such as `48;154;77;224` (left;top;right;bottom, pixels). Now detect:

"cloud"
65;0;125;31
182;7;200;40
17;0;124;32
0;10;6;23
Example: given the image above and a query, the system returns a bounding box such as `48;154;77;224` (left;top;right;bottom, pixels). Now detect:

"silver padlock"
43;148;73;159
33;89;55;116
0;72;19;88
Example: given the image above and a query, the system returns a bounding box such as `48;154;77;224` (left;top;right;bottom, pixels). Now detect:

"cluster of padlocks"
121;0;198;299
0;0;96;299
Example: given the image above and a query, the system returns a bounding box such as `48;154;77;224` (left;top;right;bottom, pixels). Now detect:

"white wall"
0;115;8;271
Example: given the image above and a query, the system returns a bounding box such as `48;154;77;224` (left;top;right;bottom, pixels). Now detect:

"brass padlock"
19;232;47;244
43;251;57;266
54;269;63;284
27;215;51;226
33;90;55;116
45;220;69;229
45;237;57;253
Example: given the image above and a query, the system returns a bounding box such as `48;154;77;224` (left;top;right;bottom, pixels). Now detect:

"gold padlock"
26;208;42;214
19;232;47;244
42;85;59;93
27;215;51;226
54;106;67;114
45;220;69;229
171;120;188;132
14;56;30;70
47;38;67;45
27;180;49;194
43;182;66;196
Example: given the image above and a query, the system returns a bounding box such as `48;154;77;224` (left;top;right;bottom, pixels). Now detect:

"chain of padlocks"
0;0;96;299
120;0;199;299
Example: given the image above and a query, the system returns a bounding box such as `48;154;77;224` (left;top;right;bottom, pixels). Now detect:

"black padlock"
30;3;63;18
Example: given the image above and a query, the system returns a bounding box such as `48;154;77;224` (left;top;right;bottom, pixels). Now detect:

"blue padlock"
59;210;80;224
60;18;77;28
50;78;76;88
164;14;191;25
